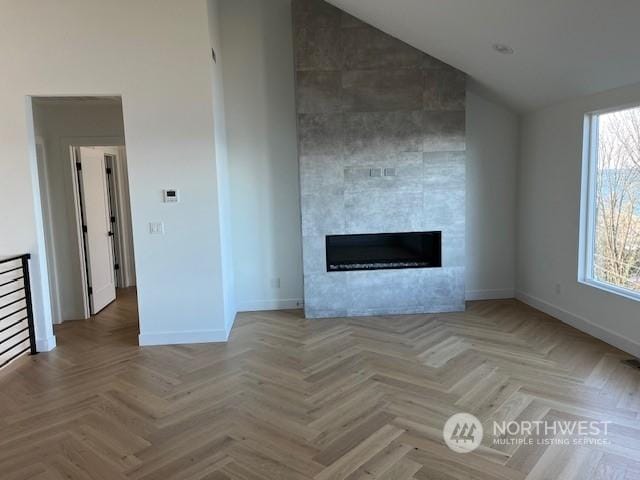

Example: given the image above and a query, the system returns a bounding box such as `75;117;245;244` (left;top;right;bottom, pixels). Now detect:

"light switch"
369;168;382;177
384;167;397;177
149;222;164;235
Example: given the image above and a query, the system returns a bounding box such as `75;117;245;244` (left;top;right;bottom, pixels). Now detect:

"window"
581;105;640;300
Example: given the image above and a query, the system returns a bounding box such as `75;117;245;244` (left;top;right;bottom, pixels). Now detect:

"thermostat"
163;189;180;203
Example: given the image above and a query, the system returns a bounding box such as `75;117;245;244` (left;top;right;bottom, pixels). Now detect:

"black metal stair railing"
0;254;37;369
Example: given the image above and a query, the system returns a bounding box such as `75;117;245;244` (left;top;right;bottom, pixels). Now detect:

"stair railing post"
20;254;38;355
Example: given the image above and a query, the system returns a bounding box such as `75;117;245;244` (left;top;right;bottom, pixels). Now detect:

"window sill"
579;278;640;303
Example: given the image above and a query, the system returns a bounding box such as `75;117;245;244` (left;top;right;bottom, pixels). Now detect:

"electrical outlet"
555;283;561;295
149;222;164;235
271;278;281;289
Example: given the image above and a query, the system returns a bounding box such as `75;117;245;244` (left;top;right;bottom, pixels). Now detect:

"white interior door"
78;147;116;314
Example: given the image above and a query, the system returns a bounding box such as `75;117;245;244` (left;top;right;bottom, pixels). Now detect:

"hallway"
54;287;139;348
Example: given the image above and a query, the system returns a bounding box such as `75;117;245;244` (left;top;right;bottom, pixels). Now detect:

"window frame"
578;105;640;303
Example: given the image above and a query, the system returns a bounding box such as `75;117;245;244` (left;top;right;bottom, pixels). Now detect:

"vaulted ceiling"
327;0;640;112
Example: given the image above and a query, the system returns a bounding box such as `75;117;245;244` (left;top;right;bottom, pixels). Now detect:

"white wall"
32;101;129;324
220;0;304;311
517;81;640;357
0;0;233;348
466;89;519;299
218;0;519;310
208;0;237;330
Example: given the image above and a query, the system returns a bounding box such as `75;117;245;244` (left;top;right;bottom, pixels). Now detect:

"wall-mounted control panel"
163;189;180;203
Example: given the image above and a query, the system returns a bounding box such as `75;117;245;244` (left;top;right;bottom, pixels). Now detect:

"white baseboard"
138;327;231;347
466;288;515;301
516;290;640;358
237;298;303;312
36;335;57;352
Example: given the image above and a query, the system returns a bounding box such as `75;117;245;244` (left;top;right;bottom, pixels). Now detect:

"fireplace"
326;232;442;272
295;0;466;317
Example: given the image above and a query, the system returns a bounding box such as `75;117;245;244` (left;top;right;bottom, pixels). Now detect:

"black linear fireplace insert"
326;231;442;272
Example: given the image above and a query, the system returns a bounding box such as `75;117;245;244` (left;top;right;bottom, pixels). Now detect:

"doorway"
73;146;133;315
31;96;138;340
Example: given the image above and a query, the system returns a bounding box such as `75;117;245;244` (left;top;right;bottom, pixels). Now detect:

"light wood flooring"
1;288;640;479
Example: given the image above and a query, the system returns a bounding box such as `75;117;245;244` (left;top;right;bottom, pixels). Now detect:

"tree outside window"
592;107;640;294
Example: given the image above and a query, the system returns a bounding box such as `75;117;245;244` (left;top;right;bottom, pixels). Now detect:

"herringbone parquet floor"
1;288;640;479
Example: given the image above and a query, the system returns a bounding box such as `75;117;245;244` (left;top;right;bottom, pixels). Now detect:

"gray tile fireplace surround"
293;0;466;318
